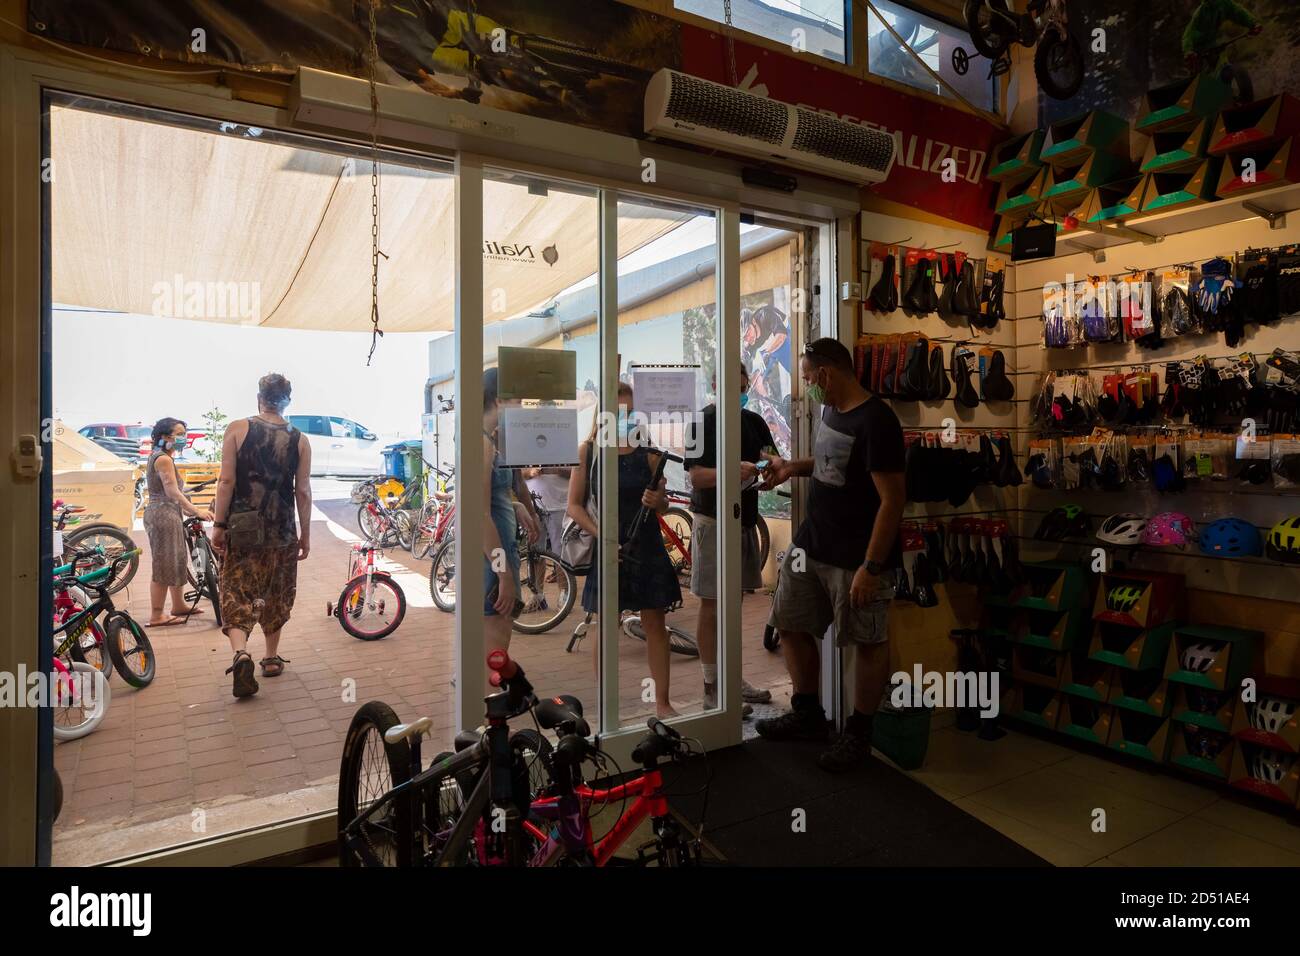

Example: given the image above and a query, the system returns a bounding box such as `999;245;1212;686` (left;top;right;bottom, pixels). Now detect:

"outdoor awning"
50;104;687;332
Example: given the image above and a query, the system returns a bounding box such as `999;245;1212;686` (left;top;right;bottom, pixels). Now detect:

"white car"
287;415;390;477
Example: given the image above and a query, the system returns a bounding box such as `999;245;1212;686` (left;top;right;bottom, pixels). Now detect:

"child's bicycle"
53;548;155;690
327;543;407;640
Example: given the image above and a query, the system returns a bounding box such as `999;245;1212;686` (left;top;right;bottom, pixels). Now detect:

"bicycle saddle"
869;252;899;312
952;346;980;409
982;350;1015;402
453;728;483;752
384;716;433;746
536;694;588;735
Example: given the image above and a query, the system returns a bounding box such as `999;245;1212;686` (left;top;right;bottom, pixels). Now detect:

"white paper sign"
53;531;63;559
631;365;699;417
498;406;580;467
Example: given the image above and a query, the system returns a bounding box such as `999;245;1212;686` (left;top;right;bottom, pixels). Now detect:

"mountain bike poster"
26;0;679;137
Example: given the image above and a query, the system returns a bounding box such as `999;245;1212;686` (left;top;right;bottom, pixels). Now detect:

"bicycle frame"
525;768;668;866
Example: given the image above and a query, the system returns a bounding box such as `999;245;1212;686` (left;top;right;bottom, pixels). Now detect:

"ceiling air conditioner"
644;68;896;186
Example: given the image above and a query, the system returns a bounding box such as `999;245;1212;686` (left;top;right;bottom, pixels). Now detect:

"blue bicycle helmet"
1199;517;1263;558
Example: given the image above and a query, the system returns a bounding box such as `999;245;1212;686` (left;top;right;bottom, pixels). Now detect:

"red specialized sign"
679;26;1000;230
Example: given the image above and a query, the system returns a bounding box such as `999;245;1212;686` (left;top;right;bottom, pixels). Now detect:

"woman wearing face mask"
142;418;212;626
567;382;683;717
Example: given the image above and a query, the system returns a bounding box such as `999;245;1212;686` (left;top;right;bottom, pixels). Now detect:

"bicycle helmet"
1251;697;1297;735
1265;515;1300;564
1249;750;1289;787
1182;724;1226;761
1180;641;1222;674
1035;504;1090;541
1105;583;1145;614
1143;512;1195;548
1097;513;1147;547
1198;517;1263;558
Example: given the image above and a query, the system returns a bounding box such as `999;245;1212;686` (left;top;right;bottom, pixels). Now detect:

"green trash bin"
872;681;932;770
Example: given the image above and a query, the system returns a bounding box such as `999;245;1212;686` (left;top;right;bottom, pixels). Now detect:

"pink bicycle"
327;543;407;641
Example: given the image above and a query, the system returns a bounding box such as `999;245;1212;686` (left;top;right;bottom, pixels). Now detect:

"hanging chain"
722;0;738;86
366;0;384;366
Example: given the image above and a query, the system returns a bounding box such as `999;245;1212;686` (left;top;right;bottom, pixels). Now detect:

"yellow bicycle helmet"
1266;515;1300;564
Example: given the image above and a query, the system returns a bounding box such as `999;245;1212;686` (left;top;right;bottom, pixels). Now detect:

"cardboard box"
1089;620;1178;672
995;168;1048;217
1041;110;1131;168
1139;158;1222;213
1208;94;1300;155
988;129;1046;183
1137;74;1232;134
1061;655;1112;702
1077;177;1147;223
1140;119;1212;173
1092;570;1184;629
1109;667;1171;716
1013;645;1066;690
1017;606;1088;651
1231;678;1300;753
1171;684;1235;733
1040;151;1128;206
1215;138;1300;198
53;466;136;530
1108;710;1172;763
1169;722;1235;779
1165;624;1261;692
1059;696;1113;745
1017;561;1087;613
1228;741;1300;806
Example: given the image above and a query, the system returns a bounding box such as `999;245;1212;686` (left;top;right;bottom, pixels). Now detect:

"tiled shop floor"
901;722;1300;867
52;508;792;864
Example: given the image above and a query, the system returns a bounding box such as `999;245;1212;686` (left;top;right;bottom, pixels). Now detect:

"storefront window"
675;0;849;64
868;0;996;111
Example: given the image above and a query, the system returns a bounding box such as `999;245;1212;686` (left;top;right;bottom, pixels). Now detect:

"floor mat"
667;740;1049;867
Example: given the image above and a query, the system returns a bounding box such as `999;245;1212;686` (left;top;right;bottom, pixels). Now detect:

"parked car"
78;422;151;460
287;415;396;476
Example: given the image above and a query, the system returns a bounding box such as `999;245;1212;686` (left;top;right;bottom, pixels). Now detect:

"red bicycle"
410;466;456;560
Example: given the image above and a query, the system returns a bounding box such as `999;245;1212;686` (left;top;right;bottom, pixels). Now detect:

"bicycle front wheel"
52;662;111;741
429;538;457;612
105;615;156;688
512;549;575;635
67;617;112;682
338;701;412;867
338;575;407;640
63;524;138;595
394;511;415;551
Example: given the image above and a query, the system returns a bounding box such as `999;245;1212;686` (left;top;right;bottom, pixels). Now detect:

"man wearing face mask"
684;363;775;715
757;338;906;772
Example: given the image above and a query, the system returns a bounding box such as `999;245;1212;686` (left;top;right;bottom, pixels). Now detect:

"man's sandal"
226;651;259;698
260;655;290;678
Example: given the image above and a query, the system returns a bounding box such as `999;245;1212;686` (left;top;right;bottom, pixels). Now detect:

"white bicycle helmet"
1180;642;1221;674
1251;697;1297;735
1097;513;1147;546
1249;750;1289;786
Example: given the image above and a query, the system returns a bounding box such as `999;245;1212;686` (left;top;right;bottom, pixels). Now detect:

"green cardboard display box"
1139;158;1222;213
1139;119;1212;173
988;129;1046;183
1165;624;1260;692
1089;620;1178;672
1137;74;1232;134
1108;667;1171;716
1041;110;1131;168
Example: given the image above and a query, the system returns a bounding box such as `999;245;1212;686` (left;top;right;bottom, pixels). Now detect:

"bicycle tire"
621;616;699;657
190;537;223;628
510;729;555;802
67;617;112;682
661;507;693;585
394;511;415;551
105;615;156;688
1034;29;1083;100
429;537;457;612
63;524;138;595
338;701;412;867
52;662;110;741
755;515;771;575
963;0;1012;60
337;575;407;641
357;505;381;542
512;549;576;635
53;768;64;823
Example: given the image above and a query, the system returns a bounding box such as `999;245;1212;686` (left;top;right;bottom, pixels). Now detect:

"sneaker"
817;729;873;773
755;707;829;742
742;680;772;704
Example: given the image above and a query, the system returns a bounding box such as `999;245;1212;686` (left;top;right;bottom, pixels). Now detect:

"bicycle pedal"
184;590;201;602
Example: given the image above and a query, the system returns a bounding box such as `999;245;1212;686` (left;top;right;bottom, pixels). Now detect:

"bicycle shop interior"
5;0;1300;873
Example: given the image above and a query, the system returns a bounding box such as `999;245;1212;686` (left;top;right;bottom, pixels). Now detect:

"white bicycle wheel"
52;661;111;741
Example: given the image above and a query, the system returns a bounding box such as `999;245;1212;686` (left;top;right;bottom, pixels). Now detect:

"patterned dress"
142;449;188;586
219;418;301;636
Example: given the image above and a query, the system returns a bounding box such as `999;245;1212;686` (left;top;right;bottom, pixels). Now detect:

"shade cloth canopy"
50;104;688;331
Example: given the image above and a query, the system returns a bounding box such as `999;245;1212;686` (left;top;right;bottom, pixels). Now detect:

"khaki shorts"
689;514;764;599
767;548;892;647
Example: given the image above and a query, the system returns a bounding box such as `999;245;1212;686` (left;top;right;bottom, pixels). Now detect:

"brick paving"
52;498;791;864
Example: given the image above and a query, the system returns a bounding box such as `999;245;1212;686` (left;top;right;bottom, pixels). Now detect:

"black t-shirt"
793;397;905;570
685;404;777;527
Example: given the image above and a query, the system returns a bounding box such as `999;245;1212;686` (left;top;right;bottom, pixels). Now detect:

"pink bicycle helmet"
1143;512;1195;548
